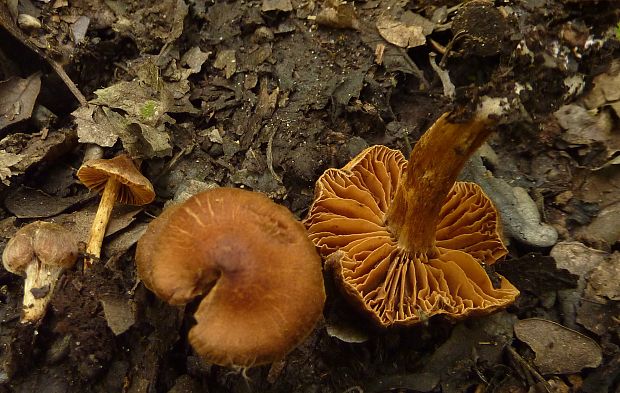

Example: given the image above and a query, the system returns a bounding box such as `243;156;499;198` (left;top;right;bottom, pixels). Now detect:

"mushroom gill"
305;110;519;327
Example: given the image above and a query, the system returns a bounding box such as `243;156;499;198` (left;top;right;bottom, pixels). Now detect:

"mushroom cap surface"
305;145;519;327
77;155;155;205
2;221;79;275
135;188;326;367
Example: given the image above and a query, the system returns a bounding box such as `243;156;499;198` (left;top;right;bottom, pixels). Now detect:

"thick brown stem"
386;112;495;255
84;177;120;267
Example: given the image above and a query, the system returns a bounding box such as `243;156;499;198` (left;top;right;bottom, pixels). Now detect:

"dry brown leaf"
514;318;602;375
0;73;41;130
376;15;426;48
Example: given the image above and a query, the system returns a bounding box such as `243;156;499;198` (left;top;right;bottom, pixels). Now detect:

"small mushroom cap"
136;188;326;367
2;221;79;275
305;145;519;327
77;155;155;205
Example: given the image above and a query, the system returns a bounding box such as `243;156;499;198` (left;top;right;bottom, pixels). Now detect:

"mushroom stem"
22;260;64;323
84;177;121;267
386;111;495;255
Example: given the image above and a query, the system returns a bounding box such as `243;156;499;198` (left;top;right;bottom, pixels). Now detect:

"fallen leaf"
0;73;41;130
583;59;620;115
4;186;92;218
53;205;142;244
315;3;360;30
495;253;578;296
0;129;77;172
0;150;23;185
73;104;121;147
462;155;558;247
401;11;436;36
586;253;620;301
550;241;607;278
514;318;602;375
376;15;426;48
417;312;516;393
554;104;619;158
213;49;237;79
100;295;136;335
550;241;608;329
180;46;211;77
261;0;292;12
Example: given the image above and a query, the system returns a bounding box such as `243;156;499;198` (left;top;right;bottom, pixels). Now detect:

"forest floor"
0;0;619;392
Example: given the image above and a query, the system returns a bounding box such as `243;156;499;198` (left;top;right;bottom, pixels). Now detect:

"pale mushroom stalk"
386;111;494;256
77;155;155;268
84;177;121;264
2;221;78;323
22;260;65;322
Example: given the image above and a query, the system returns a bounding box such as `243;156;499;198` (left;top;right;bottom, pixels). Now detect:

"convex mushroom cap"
2;221;78;322
305;110;519;327
136;188;326;368
77;154;155;266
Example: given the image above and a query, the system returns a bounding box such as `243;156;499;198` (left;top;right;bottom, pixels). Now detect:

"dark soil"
1;0;619;392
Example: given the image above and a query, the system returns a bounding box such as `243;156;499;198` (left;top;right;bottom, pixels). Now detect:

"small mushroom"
305;105;520;327
2;221;79;323
77;155;155;266
135;188;326;368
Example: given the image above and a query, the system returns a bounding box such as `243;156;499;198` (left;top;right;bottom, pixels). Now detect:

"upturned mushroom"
305;103;520;327
77;155;155;266
2;221;79;323
135;188;326;368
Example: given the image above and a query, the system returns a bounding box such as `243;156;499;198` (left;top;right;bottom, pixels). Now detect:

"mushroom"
305;104;520;327
77;155;155;266
135;188;326;368
2;221;79;323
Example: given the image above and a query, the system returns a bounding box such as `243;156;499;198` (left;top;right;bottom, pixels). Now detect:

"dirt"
0;0;619;392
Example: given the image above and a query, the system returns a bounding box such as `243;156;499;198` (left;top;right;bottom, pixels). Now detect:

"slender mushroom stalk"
77;155;155;267
85;177;121;263
386;111;494;256
2;221;79;323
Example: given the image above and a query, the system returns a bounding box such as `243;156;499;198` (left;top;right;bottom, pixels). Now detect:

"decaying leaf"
4;186;92;218
583;59;620;117
315;2;360;30
0;150;23;185
376;15;426;48
261;0;292;12
573;165;620;246
0;130;77;173
550;241;608;329
213;49;237;79
554;104;619;159
73;57;202;158
53;205;142;244
495;253;578;296
100;295;136;336
73;105;122;147
0;73;41;130
462;154;558;247
514;318;602;375
586;253;620;301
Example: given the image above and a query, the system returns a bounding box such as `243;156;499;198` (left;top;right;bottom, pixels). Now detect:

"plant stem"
84;177;120;267
385;112;495;255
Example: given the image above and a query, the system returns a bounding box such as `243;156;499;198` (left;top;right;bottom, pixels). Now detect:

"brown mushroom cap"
3;221;78;275
135;188;326;367
77;155;155;205
3;221;79;322
305;145;519;327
